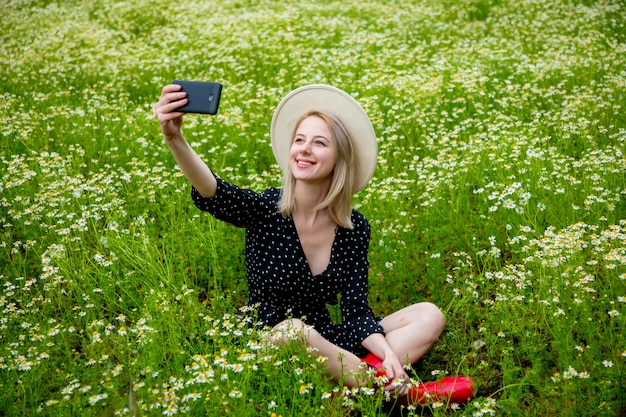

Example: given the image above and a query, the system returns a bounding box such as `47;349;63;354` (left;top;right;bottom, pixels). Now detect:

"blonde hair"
278;110;357;229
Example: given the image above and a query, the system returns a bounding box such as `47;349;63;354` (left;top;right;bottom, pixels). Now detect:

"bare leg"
270;319;365;387
269;303;445;387
379;302;446;366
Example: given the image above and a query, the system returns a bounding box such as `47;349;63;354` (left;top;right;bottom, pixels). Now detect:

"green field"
1;0;625;415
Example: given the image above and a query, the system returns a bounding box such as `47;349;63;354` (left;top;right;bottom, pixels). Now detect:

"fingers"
155;84;187;120
154;84;189;140
381;359;406;380
162;83;182;94
381;360;410;394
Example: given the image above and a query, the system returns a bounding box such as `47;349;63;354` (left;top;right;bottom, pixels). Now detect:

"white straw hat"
270;84;378;192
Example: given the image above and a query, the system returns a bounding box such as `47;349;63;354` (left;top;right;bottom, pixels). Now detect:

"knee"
428;302;447;330
416;302;446;337
272;319;320;344
274;318;307;335
270;319;305;343
279;318;306;329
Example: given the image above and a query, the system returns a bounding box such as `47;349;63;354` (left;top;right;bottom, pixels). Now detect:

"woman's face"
289;115;338;186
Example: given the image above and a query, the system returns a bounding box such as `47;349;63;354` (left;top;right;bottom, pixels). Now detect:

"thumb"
383;362;395;380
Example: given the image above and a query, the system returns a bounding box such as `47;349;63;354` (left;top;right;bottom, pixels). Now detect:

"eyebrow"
294;133;330;141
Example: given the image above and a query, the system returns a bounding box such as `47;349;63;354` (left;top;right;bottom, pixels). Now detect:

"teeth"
297;161;312;166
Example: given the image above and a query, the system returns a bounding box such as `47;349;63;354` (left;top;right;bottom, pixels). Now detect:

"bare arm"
154;84;217;198
361;333;408;381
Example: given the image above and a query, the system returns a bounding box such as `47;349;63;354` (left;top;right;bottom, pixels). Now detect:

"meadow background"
1;0;625;415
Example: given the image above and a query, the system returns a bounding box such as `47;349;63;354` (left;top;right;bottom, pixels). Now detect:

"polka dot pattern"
192;177;384;356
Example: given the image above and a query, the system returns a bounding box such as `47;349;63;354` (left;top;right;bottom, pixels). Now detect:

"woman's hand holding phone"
155;81;222;141
154;84;188;141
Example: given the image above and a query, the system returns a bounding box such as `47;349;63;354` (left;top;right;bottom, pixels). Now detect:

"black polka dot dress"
192;176;384;357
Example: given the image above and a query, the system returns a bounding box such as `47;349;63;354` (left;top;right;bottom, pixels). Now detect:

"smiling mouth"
296;160;315;167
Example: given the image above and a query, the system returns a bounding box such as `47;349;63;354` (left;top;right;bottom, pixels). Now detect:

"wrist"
380;348;396;361
361;333;394;360
163;132;186;145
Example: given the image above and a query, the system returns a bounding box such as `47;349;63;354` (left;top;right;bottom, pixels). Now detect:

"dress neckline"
291;219;339;277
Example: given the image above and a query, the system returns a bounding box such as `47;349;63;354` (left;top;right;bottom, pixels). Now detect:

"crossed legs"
379;302;446;366
271;302;446;387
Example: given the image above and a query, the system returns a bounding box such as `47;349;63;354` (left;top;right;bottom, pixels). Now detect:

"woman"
154;84;470;402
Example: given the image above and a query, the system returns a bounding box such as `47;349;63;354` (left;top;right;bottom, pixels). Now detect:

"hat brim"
270;84;377;192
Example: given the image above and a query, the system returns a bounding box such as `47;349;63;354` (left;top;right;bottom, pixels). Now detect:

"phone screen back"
173;80;222;115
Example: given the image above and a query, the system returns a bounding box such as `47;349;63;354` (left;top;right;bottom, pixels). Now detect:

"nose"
299;139;312;154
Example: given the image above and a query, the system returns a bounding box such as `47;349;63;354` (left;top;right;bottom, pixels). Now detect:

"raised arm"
154;84;217;198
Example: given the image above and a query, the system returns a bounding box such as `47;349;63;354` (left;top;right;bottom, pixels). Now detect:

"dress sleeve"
339;214;385;343
191;176;275;228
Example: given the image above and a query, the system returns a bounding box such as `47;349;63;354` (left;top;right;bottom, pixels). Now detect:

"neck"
292;180;331;224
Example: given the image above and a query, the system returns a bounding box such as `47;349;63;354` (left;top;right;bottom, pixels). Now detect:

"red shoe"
406;376;475;405
362;352;384;369
361;353;476;406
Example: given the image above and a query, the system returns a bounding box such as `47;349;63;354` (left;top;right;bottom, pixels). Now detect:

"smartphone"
172;80;222;115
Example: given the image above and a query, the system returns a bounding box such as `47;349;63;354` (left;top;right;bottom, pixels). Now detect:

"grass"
1;0;625;415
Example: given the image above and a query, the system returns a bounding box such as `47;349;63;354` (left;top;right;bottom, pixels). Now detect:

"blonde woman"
154;84;473;403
